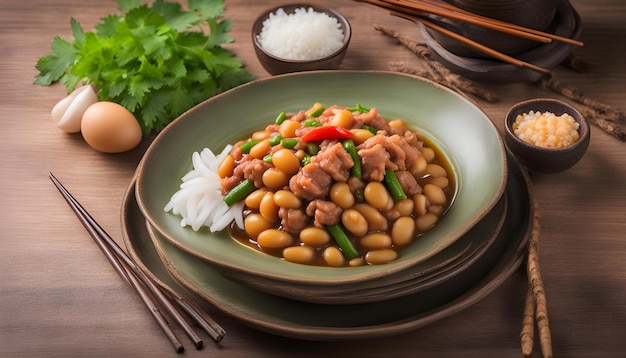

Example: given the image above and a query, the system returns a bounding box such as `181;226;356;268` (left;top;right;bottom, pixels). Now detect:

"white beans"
273;189;301;209
259;191;279;222
360;233;392;249
299;227;331;247
283;246;315;264
341;209;368;236
416;212;438;232
423;183;447;206
391;216;415;246
244;213;273;239
226;106;457;268
364;182;391;210
257;229;293;249
365;249;398;265
353;203;388;232
330;182;355;209
323;246;345;267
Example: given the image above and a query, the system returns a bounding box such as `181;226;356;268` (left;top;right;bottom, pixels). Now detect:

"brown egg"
81;101;142;153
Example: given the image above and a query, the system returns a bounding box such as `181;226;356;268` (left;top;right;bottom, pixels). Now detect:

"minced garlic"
512;110;580;148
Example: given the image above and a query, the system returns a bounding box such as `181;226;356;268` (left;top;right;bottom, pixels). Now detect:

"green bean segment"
275;111;287;125
384;169;408;201
343;139;361;179
302;119;322;127
269;134;283;146
326;224;360;260
308;106;325;117
240;139;259;154
307;142;319;155
224;179;256;207
361;124;377;134
280;138;298;149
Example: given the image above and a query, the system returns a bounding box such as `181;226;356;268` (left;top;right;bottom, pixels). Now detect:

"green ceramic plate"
122;155;531;340
135;71;507;286
145;194;506;304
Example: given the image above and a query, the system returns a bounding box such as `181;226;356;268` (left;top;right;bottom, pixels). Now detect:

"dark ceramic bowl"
419;0;581;82
430;0;558;57
252;4;351;75
504;98;590;174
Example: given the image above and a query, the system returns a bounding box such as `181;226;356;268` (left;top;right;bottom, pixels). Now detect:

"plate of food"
134;71;507;291
121;152;531;339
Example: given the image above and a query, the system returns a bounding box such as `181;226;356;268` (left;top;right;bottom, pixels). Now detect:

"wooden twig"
375;24;499;102
527;198;553;358
538;74;624;123
375;24;626;140
561;53;592;73
537;74;626;141
578;105;626;141
521;284;536;357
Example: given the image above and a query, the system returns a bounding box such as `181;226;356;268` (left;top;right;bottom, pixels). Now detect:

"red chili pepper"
301;126;353;142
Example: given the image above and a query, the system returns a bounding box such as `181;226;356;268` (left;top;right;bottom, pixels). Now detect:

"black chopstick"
49;172;225;352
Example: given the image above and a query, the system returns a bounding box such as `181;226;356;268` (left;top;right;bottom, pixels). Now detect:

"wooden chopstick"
392;12;551;74
49;172;225;352
385;0;552;43
406;0;584;46
359;0;549;44
400;0;584;47
356;0;583;47
405;0;584;46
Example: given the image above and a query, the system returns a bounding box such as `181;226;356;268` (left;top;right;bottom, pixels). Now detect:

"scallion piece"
348;103;370;114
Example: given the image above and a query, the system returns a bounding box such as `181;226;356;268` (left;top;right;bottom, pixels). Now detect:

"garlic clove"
51;84;98;133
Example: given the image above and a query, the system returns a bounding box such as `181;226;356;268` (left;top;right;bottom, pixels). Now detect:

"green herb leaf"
34;0;253;133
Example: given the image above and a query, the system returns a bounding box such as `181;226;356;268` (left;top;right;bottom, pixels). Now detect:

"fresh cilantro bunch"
35;0;253;133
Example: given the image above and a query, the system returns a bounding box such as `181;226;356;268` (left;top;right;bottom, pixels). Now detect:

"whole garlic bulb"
51;84;98;133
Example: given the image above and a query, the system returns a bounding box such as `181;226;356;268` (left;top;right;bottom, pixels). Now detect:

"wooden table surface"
2;0;625;357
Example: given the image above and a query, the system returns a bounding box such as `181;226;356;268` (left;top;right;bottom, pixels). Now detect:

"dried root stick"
527;199;553;358
375;24;498;102
561;53;592;73
521;284;536;357
538;74;620;119
579;105;626;141
536;74;625;140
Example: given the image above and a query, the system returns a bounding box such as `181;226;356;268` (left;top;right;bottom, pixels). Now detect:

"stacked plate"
122;71;534;340
420;0;582;82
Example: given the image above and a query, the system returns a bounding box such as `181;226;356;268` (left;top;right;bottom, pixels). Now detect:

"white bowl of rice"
252;4;351;75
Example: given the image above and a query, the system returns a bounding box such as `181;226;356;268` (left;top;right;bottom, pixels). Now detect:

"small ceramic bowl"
252;4;351;75
504;98;590;174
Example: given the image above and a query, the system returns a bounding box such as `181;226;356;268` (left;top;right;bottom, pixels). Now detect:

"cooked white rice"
257;7;344;60
164;146;244;232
